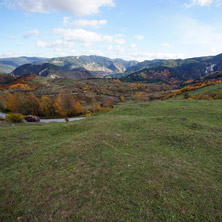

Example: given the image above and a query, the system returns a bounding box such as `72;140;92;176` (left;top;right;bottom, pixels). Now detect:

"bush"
214;90;222;100
183;92;190;99
197;94;212;100
120;96;126;102
6;113;24;123
86;110;92;117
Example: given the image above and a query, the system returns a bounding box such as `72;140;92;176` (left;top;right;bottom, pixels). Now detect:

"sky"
0;0;222;61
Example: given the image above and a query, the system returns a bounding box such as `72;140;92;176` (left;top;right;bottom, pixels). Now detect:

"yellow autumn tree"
6;92;40;115
54;91;84;116
120;96;126;102
74;101;84;114
6;92;19;113
135;92;143;102
28;92;40;115
40;96;54;117
9;83;31;90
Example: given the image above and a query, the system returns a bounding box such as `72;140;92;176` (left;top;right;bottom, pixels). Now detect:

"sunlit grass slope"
0;100;222;221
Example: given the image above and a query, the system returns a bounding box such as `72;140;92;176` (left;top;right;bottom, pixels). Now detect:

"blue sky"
0;0;222;61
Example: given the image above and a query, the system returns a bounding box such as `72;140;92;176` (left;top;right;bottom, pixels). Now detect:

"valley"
0;53;222;222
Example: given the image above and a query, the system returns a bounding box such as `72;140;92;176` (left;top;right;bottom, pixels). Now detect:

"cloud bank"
185;0;222;7
63;17;108;28
4;0;114;16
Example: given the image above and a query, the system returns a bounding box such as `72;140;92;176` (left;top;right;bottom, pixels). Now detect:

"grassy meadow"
176;83;222;99
0;100;222;221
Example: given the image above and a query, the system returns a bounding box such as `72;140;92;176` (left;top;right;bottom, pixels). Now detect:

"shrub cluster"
183;89;222;100
6;113;24;123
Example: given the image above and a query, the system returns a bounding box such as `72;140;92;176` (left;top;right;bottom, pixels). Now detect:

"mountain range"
123;53;222;84
11;63;95;80
0;57;47;74
0;53;222;83
0;55;137;77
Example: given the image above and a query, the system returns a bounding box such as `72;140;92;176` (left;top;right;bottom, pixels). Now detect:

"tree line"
3;91;84;117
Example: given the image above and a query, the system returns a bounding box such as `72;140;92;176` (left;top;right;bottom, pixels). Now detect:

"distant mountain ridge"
1;53;222;83
123;53;222;84
41;55;138;77
0;55;137;79
0;57;47;73
11;63;95;80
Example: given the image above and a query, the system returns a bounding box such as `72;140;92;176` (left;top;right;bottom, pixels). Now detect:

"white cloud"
114;38;126;45
23;29;39;38
63;17;70;26
184;0;222;7
178;17;222;47
0;51;26;58
49;40;75;48
134;35;144;40
54;48;63;52
161;43;170;47
175;17;222;57
53;28;114;44
130;44;137;49
107;45;113;50
105;44;184;61
71;50;76;54
53;28;102;43
64;18;108;28
103;35;113;43
36;40;47;48
114;34;124;38
5;0;114;16
81;49;105;57
128;52;185;61
0;52;14;58
115;46;125;53
36;39;75;48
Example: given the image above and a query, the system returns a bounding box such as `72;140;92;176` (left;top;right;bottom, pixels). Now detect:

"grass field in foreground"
0;100;222;221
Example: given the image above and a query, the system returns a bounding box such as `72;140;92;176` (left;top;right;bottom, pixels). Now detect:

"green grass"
0;100;222;221
176;83;222;99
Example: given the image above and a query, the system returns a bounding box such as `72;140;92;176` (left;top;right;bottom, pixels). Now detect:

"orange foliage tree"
54;91;84;116
6;92;40;115
135;92;143;102
106;99;112;107
40;96;55;117
9;83;31;90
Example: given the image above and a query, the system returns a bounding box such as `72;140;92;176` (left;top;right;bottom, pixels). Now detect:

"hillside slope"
124;53;222;84
44;55;138;76
0;57;47;73
0;100;221;221
2;55;137;78
11;63;95;80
